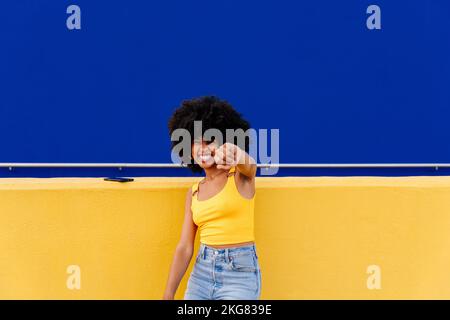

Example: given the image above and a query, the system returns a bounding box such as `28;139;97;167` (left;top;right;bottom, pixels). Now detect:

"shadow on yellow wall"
1;176;450;299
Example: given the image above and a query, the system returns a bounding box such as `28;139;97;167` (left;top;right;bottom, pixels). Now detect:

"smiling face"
192;138;216;169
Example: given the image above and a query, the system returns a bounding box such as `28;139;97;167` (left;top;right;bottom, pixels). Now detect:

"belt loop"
225;248;230;264
201;244;206;259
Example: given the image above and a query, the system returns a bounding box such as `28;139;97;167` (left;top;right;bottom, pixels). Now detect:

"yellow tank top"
191;166;255;246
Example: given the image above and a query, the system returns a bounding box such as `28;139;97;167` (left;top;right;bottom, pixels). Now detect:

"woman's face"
192;139;216;169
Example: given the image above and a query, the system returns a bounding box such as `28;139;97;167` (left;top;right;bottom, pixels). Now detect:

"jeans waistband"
199;243;256;262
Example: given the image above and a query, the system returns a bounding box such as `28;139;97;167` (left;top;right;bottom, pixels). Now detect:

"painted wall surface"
1;177;450;299
1;1;450;177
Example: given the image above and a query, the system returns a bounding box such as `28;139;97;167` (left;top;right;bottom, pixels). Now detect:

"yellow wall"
1;176;450;299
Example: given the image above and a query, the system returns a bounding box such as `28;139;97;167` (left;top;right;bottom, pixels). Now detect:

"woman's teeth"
199;154;212;161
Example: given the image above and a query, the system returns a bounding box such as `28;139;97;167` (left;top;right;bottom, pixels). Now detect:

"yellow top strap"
192;181;200;196
228;166;236;175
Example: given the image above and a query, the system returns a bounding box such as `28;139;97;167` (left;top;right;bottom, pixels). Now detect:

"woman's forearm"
236;149;257;178
163;244;194;299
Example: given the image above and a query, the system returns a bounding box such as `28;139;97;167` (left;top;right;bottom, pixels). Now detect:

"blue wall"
1;0;449;177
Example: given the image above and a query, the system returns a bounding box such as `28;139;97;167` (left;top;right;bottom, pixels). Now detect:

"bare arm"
235;148;256;198
163;188;197;300
235;148;257;179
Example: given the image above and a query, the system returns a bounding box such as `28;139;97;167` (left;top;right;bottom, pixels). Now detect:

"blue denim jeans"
184;243;262;300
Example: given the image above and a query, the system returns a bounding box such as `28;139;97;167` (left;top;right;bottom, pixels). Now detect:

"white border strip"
0;163;449;168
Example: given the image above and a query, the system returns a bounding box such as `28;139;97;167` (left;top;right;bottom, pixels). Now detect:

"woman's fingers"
213;148;224;165
214;143;237;167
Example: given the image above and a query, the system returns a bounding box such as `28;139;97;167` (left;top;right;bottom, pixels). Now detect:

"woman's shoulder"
190;180;201;197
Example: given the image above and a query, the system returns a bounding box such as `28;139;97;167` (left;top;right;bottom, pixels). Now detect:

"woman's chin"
197;161;215;169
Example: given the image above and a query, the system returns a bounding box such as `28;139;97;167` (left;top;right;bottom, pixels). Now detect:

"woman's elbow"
175;243;194;259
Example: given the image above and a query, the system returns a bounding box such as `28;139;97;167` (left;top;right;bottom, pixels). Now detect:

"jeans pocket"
230;253;257;273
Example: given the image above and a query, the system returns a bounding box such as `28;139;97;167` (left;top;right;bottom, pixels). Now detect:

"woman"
163;96;261;300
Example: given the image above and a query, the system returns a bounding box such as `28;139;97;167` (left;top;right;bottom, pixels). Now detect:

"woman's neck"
204;166;227;180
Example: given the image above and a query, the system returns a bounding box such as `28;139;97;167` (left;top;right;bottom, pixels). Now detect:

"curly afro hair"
168;96;251;173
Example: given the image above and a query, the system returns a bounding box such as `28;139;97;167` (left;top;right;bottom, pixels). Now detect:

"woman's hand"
213;142;244;170
213;142;256;179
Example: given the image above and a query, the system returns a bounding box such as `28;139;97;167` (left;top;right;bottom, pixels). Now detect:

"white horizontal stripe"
0;163;449;168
